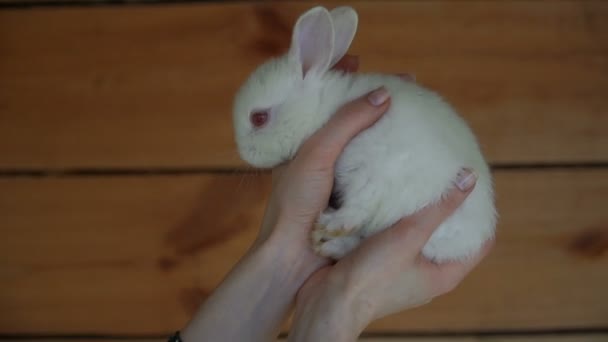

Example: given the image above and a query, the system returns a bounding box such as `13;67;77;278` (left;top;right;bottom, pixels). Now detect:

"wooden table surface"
1;0;607;341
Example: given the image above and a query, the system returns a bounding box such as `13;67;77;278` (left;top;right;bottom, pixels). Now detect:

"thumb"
383;169;478;255
297;87;391;167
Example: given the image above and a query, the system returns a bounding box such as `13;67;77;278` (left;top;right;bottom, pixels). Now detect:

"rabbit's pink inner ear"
290;7;335;77
329;7;358;67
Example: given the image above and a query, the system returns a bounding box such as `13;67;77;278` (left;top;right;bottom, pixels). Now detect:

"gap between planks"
2;333;608;341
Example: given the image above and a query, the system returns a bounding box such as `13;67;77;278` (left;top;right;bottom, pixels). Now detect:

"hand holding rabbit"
234;6;496;262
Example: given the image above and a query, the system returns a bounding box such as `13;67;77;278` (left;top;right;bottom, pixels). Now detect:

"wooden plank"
0;170;607;334
0;0;90;3
9;335;608;342
1;1;607;169
363;337;608;342
360;337;608;342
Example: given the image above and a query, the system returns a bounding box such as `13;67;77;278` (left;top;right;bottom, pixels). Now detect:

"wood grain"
0;170;606;334
10;335;608;342
1;1;607;169
350;336;608;342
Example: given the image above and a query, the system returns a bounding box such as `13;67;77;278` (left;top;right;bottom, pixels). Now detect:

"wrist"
318;273;374;332
290;277;372;342
257;220;329;286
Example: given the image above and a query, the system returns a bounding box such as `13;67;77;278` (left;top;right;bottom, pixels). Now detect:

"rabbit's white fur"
233;6;496;261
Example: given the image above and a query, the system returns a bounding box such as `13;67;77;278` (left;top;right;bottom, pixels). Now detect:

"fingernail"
455;168;477;192
397;73;416;81
368;87;390;106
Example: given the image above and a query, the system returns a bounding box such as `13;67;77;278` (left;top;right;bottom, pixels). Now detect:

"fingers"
392;169;478;253
331;55;414;82
332;54;359;73
297;87;390;166
396;73;416;82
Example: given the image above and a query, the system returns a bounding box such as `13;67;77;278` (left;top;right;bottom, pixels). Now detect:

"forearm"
181;227;326;342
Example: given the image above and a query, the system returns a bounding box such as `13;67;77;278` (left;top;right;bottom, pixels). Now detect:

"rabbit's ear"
289;6;335;77
329;7;358;67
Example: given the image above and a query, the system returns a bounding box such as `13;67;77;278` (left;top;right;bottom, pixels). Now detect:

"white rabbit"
233;6;496;262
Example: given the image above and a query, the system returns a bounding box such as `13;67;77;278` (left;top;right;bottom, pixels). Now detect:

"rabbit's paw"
317;208;365;235
312;232;361;259
312;208;367;259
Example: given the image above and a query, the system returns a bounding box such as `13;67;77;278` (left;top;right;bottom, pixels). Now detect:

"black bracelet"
168;331;182;342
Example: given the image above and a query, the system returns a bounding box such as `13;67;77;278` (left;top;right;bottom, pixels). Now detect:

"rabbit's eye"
250;110;269;128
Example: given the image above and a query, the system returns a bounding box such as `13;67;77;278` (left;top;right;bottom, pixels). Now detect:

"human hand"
288;171;494;341
255;55;391;263
256;54;361;238
181;55;411;342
